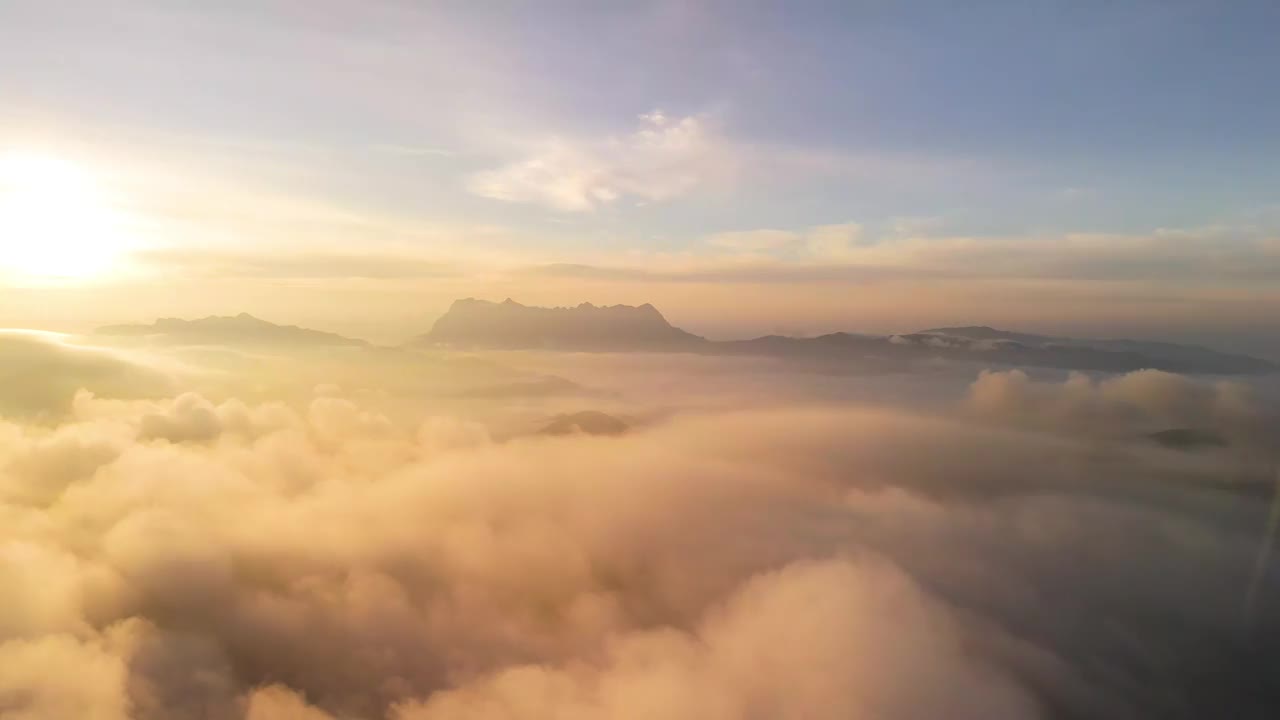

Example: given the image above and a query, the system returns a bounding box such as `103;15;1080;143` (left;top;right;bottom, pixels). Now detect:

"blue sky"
1;1;1279;349
5;1;1278;236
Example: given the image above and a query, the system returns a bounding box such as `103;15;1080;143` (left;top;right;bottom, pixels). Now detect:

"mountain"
918;326;1276;374
916;326;1052;345
413;299;1275;375
727;327;1276;374
96;314;368;347
413;298;705;351
539;411;630;436
106;304;1275;375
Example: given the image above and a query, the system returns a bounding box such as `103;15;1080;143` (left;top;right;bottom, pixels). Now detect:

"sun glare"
0;149;133;279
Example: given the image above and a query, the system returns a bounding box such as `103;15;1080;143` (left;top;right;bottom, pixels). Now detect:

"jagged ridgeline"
411;299;1277;374
94;302;1278;375
413;298;707;351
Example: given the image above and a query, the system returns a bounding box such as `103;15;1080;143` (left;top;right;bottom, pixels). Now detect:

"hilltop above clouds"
412;298;707;351
0;353;1277;719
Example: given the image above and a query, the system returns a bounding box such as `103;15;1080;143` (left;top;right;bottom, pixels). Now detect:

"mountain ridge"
913;326;1274;374
413;297;706;351
96;313;368;347
95;302;1278;375
414;299;1278;374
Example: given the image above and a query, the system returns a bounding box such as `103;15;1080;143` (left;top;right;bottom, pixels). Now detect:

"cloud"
518;258;923;285
842;227;1280;285
703;222;865;260
804;222;866;260
966;368;1272;449
705;229;799;252
0;331;174;419
654;224;1279;286
370;144;457;159
132;248;461;280
0;357;1276;719
397;558;1038;720
0;633;131;720
138;393;225;444
468;111;732;212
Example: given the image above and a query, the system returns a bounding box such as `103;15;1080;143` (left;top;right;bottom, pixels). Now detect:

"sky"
1;0;1278;353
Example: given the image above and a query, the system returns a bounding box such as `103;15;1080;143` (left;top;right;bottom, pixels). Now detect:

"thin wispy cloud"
689;224;1280;286
370;144;457;159
467;111;734;212
707;223;867;260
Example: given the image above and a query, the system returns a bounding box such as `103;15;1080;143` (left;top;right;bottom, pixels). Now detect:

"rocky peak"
416;299;705;350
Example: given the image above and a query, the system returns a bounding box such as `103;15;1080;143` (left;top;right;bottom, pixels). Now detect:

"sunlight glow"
0;150;134;279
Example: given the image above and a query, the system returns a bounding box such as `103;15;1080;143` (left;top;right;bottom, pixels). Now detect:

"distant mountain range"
96;313;367;347
721;325;1276;374
96;301;1278;375
413;299;1276;374
913;326;1275;375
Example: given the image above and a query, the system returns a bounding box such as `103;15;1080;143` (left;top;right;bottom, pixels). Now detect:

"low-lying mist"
1;333;1278;719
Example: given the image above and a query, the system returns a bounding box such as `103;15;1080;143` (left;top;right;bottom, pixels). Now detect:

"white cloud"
702;222;865;260
468;111;732;212
5;348;1280;718
1;328;1277;719
705;229;798;252
680;223;1280;287
0;384;1273;719
805;222;865;260
370;144;457;159
830;226;1280;283
0;331;174;418
965;368;1267;447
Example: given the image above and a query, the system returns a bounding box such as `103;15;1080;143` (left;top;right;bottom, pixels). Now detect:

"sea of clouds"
1;330;1278;719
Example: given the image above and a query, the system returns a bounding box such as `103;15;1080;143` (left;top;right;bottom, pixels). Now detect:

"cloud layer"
0;331;174;418
1;355;1278;719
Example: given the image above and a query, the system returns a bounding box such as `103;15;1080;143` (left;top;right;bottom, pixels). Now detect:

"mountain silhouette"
414;299;1277;374
413;298;705;351
97;303;1278;375
539;411;630;436
96;314;368;347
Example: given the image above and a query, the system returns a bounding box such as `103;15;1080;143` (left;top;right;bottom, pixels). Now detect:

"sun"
0;150;134;279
